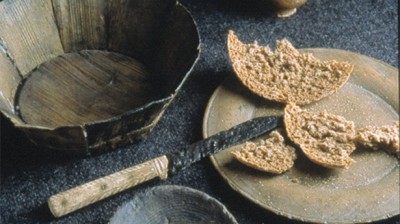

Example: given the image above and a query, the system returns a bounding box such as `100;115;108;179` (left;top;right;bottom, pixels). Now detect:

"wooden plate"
203;48;399;223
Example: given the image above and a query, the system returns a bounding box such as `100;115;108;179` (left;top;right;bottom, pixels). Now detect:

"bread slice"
354;122;399;158
284;104;356;168
227;31;353;105
231;130;297;174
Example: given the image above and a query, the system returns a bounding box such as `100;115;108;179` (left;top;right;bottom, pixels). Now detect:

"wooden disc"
203;48;399;223
18;50;162;128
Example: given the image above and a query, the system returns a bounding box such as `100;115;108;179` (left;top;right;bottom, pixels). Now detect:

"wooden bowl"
0;0;199;154
109;185;238;224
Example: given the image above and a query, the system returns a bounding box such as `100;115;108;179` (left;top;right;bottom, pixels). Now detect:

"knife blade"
167;115;281;174
48;115;281;217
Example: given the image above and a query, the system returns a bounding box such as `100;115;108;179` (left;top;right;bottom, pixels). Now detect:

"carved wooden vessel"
0;0;199;154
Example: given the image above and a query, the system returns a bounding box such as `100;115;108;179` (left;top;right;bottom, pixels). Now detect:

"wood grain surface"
0;46;21;121
48;155;169;217
0;0;63;76
18;50;159;128
52;0;107;52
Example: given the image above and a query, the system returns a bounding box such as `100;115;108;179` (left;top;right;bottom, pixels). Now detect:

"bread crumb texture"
227;31;353;105
284;104;356;169
231;130;297;174
354;122;399;158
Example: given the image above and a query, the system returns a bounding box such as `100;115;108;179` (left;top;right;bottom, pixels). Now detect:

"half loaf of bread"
231;130;296;174
227;31;353;105
284;104;356;168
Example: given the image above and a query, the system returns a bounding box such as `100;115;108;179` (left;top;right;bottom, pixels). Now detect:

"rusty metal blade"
167;115;281;175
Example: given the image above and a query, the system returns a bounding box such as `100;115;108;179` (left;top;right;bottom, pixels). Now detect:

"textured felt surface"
1;0;398;223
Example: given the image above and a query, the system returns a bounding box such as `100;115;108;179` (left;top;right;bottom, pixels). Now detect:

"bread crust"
227;31;353;105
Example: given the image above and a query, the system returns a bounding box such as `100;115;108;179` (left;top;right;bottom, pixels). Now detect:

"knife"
48;115;281;217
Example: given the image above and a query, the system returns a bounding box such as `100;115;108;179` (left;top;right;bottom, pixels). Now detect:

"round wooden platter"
203;48;399;223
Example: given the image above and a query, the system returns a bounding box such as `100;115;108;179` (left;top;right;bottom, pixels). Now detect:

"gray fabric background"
1;0;398;223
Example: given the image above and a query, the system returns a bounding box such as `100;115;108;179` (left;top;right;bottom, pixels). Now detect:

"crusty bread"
227;31;353;105
284;104;356;168
354;122;399;158
231;130;297;174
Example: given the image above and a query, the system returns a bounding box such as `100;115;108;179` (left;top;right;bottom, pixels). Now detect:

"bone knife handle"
48;155;169;218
